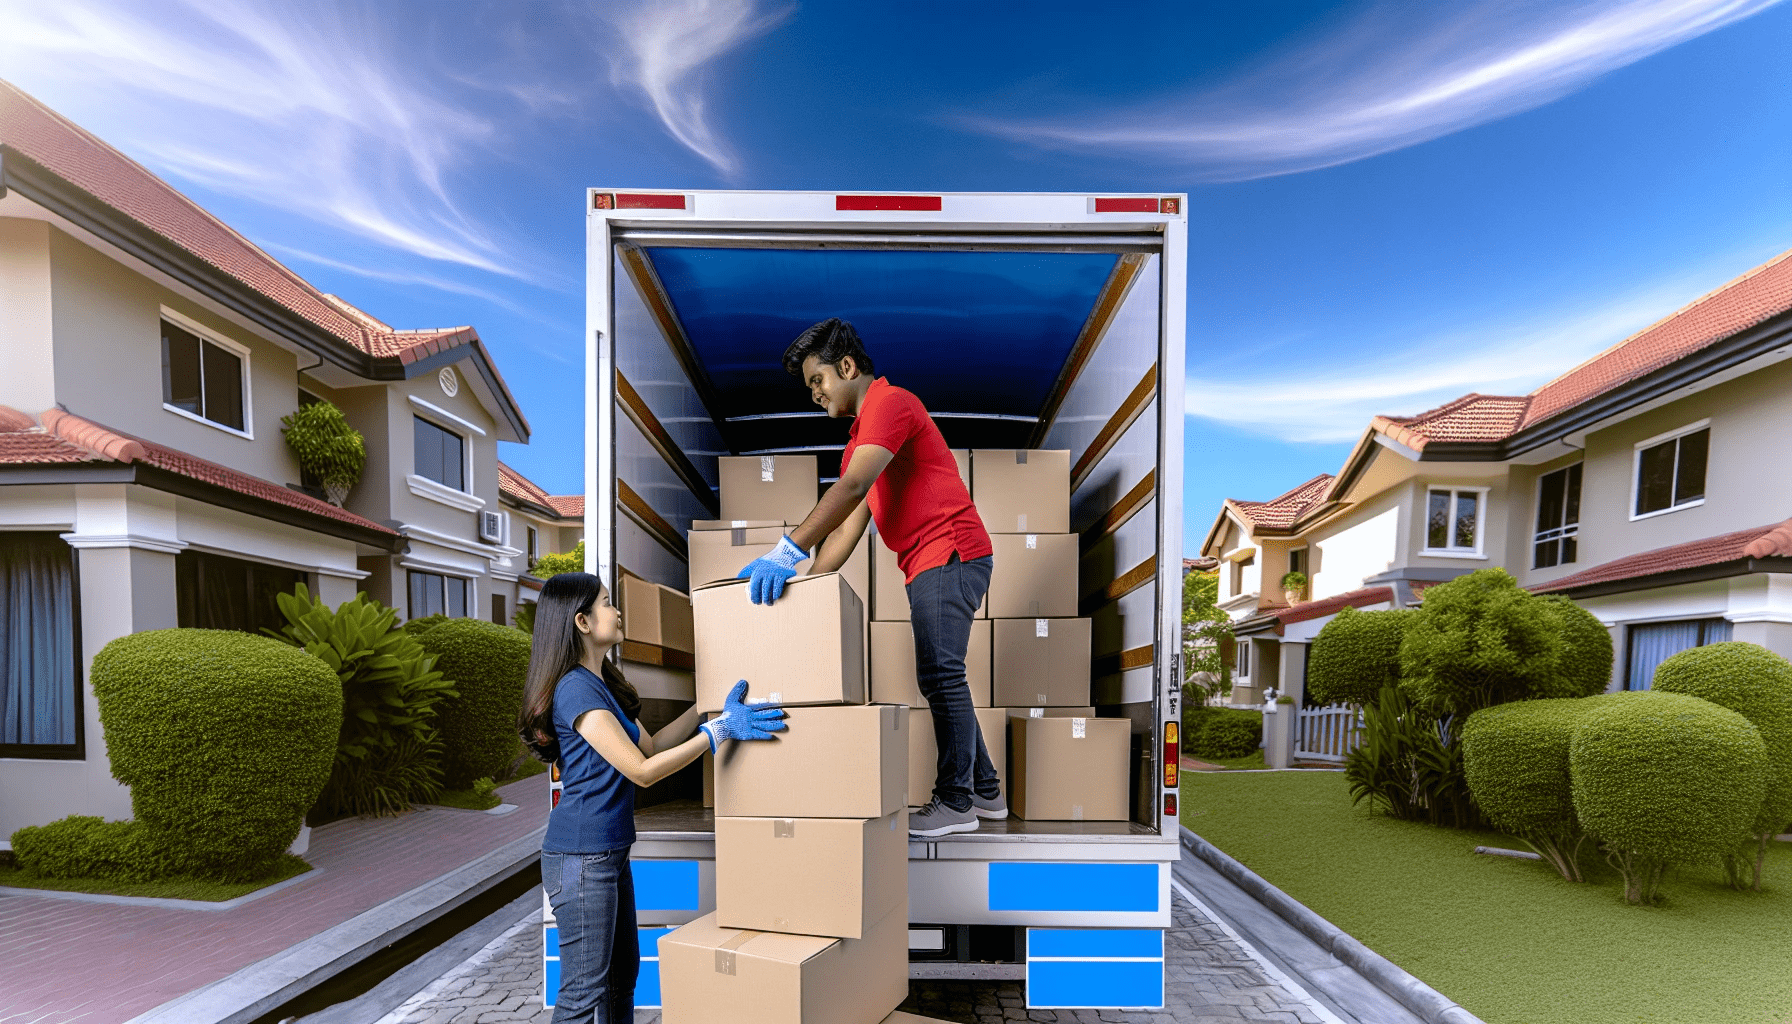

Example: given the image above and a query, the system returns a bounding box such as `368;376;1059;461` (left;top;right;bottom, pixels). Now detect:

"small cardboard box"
1009;714;1130;821
714;704;907;819
971;449;1070;534
688;522;807;593
908;707;1010;808
658;906;907;1024
719;454;819;525
621;574;695;653
715;810;907;939
985;533;1078;619
991;617;1092;707
872;537;987;621
870;620;990;707
692;574;864;711
1005;706;1096;721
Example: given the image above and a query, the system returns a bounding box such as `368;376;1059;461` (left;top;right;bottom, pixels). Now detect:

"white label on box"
760;455;775;482
1072;717;1086;739
748;691;783;705
1071;804;1084;821
1026;534;1037;549
1035;618;1048;637
732;520;748;527
1035;692;1048;704
1029;707;1044;718
1017;513;1029;531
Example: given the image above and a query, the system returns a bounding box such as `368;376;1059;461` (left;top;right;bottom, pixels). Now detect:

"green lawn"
0;853;313;902
1185;748;1268;771
1181;770;1792;1024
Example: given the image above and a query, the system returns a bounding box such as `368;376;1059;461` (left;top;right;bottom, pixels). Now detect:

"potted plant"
1280;571;1308;606
281;401;366;507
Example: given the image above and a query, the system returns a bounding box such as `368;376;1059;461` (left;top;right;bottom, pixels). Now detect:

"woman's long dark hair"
517;572;642;764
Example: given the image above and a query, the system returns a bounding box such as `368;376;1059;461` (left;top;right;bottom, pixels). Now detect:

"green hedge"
1535;595;1614;699
1462;698;1595;879
11;816;171;882
1307;606;1413;707
1652;641;1792;835
75;630;337;880
1399;569;1563;715
416;619;533;788
1184;706;1262;759
1570;690;1766;903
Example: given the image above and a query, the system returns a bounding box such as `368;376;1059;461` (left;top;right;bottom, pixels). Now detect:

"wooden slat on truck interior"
1029;253;1148;448
1071;363;1157;491
1081;470;1155;555
616;243;732;446
617;479;688;561
1093;644;1155;678
1080;556;1156;617
616;370;720;517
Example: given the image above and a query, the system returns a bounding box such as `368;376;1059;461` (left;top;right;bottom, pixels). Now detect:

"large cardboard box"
692;574;864;711
714;704;907;819
884;1014;957;1024
871;538;986;621
720;454;819;525
985;533;1078;619
688;522;808;593
907;707;1009;808
1009;714;1130;821
971;449;1070;534
658;907;907;1024
833;522;870;607
620;574;694;653
715;810;907;938
991;617;1092;707
870;620;990;707
949;448;971;489
1004;706;1096;721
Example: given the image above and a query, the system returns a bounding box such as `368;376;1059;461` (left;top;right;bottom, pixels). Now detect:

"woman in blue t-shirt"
518;572;784;1023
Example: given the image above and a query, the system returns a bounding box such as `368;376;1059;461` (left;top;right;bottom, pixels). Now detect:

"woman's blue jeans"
542;847;637;1023
906;553;1001;813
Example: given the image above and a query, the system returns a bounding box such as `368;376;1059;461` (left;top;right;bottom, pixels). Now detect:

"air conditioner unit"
478;510;504;544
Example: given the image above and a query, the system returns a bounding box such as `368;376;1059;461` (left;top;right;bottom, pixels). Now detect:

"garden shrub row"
1183;705;1262;759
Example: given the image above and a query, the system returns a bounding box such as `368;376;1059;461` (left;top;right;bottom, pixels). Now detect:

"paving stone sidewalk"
379;888;1331;1024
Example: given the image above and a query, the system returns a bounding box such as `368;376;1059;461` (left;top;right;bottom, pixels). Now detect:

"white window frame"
1629;418;1710;522
409;411;480;509
159;306;254;439
1532;462;1582;570
1421;485;1490;559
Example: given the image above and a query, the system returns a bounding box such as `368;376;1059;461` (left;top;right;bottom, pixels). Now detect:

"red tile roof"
1229;474;1333;529
1275;586;1395;626
1371;394;1532;450
546;495;585;518
498;462;581;520
1;406;395;537
1532;519;1792;595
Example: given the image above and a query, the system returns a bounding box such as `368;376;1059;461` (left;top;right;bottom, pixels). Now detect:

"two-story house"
1204;246;1792;707
498;460;585;607
0;82;532;839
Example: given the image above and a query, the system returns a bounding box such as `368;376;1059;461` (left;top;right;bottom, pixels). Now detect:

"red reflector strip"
1164;741;1179;788
617;193;687;210
836;195;942;211
1164;793;1177;817
551;789;562;808
1094;197;1160;213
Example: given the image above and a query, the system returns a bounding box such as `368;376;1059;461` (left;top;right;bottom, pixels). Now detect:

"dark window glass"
162;321;202;414
1427;491;1449;548
527;527;538;563
1532;464;1583;569
1288;548;1307;575
201;341;244;430
175;549;303;636
1674;429;1709;505
492;593;506;625
447;576;467;618
414;417;464;490
1536;472;1565;536
0;533;82;757
1636;439;1678;514
409;570;467;619
1564;463;1582;527
1454;492;1478;549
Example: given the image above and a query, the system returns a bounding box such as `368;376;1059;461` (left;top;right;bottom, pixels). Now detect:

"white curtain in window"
1626;619;1725;690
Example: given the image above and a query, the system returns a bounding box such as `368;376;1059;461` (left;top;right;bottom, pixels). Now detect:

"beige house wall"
0;219;55;414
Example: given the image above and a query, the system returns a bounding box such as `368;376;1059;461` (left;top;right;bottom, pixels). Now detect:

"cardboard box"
688;523;808;593
870;620;990;707
1004;706;1096;720
908;707;1009;808
949;449;971;490
872;537;986;621
1008;714;1130;821
702;747;715;808
991;618;1091;707
833;522;870;607
971;449;1070;534
883;1014;957;1024
719;455;819;525
621;574;695;653
692;574;863;711
985;533;1078;619
658;907;907;1024
715;810;907;939
714;704;907;819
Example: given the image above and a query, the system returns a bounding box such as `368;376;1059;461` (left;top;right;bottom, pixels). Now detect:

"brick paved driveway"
376;888;1330;1024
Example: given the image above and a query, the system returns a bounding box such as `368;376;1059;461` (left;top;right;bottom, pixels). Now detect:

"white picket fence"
1294;703;1363;763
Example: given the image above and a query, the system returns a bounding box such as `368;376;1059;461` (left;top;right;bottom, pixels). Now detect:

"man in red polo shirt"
737;318;1001;837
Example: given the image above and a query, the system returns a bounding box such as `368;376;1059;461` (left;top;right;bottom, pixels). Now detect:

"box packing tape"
761;456;776;482
774;819;796;838
1071;805;1084;821
1014;450;1028;464
714;929;760;975
732;527;747;545
1016;513;1029;531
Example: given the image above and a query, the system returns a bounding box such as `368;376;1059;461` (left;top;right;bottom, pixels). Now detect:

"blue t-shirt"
542;665;640;853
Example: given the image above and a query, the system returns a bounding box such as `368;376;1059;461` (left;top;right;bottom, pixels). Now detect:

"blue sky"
3;0;1788;555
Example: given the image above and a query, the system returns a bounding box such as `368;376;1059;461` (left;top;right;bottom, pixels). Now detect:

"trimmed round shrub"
1400;568;1563;715
1652;641;1792;836
1308;606;1414;707
1535;595;1614;699
1463;698;1598;878
1570;691;1766;902
1190;708;1262;759
416;619;533;788
91;629;340;880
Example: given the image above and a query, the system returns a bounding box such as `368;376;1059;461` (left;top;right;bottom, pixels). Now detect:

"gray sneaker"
972;791;1008;819
909;797;979;837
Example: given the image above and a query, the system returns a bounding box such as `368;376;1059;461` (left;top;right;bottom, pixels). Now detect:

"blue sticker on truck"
987;863;1159;912
632;860;701;911
1026;928;1166;1009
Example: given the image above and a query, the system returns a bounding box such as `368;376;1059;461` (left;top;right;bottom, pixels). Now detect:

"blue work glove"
737;535;807;605
698;680;788;751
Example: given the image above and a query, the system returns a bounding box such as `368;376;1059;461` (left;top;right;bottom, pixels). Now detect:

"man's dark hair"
783;317;875;379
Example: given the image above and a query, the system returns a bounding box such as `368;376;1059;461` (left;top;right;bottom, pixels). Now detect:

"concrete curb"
1180;826;1485;1024
124;826;545;1024
0;864;323;912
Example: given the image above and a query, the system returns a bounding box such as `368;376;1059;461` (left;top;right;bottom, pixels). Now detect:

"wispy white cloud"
602;0;792;176
964;0;1781;181
1185;262;1749;443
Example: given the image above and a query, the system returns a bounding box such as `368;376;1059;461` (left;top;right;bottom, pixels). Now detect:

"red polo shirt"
844;378;992;582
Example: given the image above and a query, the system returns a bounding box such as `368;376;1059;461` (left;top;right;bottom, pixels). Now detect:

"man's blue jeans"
541;847;637;1023
906;553;1001;813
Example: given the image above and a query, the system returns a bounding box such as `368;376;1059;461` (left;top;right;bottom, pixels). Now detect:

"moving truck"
547;190;1187;1012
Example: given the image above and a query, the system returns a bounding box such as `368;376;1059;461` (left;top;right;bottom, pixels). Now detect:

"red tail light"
836;194;942;211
